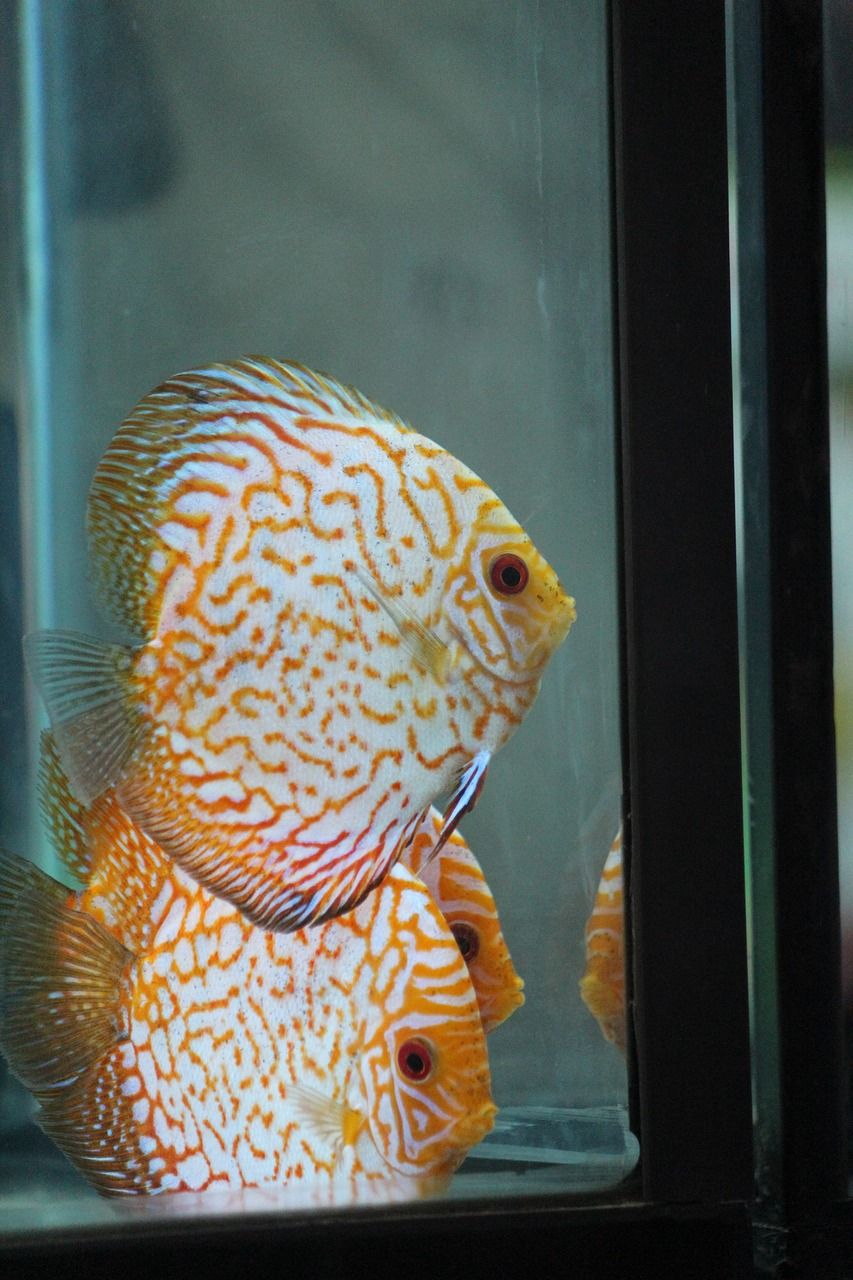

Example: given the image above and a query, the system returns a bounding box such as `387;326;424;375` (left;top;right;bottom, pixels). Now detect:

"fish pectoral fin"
352;566;450;683
0;849;133;1095
427;751;491;865
24;630;144;806
289;1082;363;1154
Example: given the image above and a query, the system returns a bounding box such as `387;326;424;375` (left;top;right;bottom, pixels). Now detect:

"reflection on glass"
825;0;853;1190
0;0;628;1230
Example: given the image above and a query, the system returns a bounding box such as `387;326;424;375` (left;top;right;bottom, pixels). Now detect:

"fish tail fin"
24;629;144;805
0;849;133;1097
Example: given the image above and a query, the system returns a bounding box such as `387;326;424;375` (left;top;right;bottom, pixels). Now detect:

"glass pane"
0;0;630;1236
731;0;850;1245
826;0;853;1195
726;0;783;1235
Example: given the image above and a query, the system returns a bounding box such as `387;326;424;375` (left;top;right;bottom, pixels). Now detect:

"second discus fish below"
0;759;496;1196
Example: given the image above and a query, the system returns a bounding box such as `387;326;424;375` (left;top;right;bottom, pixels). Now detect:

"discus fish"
0;814;495;1197
35;735;523;1036
26;358;575;931
578;828;626;1053
405;809;524;1033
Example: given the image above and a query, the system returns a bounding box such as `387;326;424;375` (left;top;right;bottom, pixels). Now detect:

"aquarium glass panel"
0;0;629;1235
825;0;853;1195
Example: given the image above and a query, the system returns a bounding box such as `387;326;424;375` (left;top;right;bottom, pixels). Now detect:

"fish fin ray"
0;850;133;1095
118;775;399;932
288;1083;347;1149
36;1052;153;1195
25;630;143;805
427;752;490;865
37;730;90;883
353;566;449;682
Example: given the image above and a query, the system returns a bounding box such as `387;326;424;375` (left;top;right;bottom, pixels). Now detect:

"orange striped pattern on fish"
405;809;524;1033
36;735;521;1037
578;828;626;1053
0;789;495;1197
26;359;575;932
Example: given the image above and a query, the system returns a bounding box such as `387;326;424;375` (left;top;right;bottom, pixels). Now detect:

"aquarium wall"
1;0;626;1223
825;0;853;1196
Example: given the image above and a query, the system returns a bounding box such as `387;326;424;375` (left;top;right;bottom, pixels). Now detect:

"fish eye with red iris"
489;553;529;595
451;921;480;962
396;1037;434;1082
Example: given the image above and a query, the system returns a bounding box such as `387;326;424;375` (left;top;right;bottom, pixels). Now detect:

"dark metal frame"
6;0;847;1275
733;1;850;1273
611;0;753;1207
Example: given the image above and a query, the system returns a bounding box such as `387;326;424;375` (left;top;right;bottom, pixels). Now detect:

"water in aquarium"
0;0;631;1235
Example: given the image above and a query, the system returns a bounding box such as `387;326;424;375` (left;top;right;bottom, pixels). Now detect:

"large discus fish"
0;812;495;1197
26;358;575;930
405;809;524;1033
578;828;626;1053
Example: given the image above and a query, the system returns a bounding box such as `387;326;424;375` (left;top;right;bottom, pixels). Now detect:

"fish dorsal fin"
24;629;143;806
0;850;133;1096
87;357;412;637
82;790;172;954
38;729;171;952
38;730;91;884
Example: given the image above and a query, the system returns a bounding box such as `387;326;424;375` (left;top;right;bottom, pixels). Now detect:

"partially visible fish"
26;357;575;931
578;828;626;1053
35;735;522;1036
405;808;524;1033
0;766;495;1197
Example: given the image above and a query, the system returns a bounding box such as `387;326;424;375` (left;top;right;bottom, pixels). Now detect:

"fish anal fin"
37;1050;153;1196
428;752;491;865
120;771;400;932
0;851;134;1096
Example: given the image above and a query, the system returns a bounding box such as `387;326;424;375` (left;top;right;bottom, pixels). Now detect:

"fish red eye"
451;921;480;962
489;553;528;595
396;1037;434;1082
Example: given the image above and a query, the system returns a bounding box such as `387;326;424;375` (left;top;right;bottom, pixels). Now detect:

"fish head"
445;907;525;1035
359;871;496;1177
442;500;576;686
408;816;525;1035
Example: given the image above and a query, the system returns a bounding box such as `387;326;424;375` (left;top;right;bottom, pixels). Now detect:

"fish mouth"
460;1101;498;1149
553;593;577;644
487;982;526;1032
433;1102;498;1176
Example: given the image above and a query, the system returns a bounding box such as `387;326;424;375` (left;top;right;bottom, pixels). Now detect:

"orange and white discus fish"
26;358;575;931
35;735;523;1038
578;828;626;1053
0;821;495;1198
405;809;524;1034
